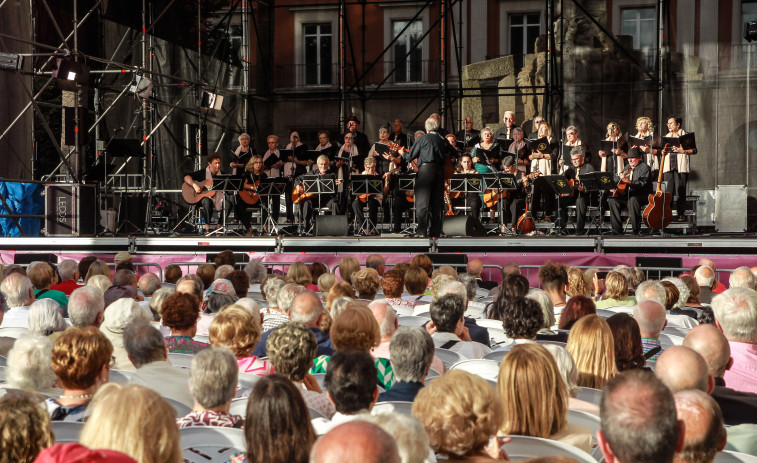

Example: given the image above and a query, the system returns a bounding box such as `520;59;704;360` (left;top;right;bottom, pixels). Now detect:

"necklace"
59;393;93;399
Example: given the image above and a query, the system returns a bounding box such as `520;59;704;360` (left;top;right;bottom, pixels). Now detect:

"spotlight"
129;74;153;98
52;58;90;90
201;91;224;110
0;52;23;72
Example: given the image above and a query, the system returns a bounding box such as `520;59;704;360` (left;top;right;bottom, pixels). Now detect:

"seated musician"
607;147;653;236
235;155;268;236
454;116;481;147
498;155;529;234
183;153;232;234
351;156;382;235
471;127;500;172
557;146;594;236
294;154;338;229
455;153;483;222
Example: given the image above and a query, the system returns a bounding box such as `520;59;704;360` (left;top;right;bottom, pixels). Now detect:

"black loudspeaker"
44;184;97;236
14;254;58;265
427;253;469;275
117;194;147;233
442;215;487;237
316;215;349;236
635;256;683;280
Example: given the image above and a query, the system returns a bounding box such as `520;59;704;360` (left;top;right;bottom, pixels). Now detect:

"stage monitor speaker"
316;215;349;236
14;254;58;265
635;256;683;280
117;194;147;234
206;253;251;264
44;183;96;236
442;215;487;237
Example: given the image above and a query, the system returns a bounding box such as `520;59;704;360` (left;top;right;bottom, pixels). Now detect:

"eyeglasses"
292;135;299;138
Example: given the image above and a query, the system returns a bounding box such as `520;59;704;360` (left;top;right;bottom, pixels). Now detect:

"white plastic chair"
373;401;414;416
193;335;210;343
179;427;246;463
0;327;29;338
475;318;504;330
714;451;757;463
238;372;263;390
483;347;513;363
229;397;248;417
0;366;5;383
575;387;603;406
568;409;602;461
487;327;512;347
0;356;6;367
449;359;500;381
164;396;192;418
434;347;468;369
391;305;414;317
397;316;430;327
501;435;596;463
601;305;635;314
659;333;684;348
51;421;85;443
167;353;194;369
109;369;133;384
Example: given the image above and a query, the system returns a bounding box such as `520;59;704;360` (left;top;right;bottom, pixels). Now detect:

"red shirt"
51;280;82;295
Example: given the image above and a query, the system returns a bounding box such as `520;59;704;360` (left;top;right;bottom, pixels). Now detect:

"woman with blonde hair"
0;390;54;463
565;267;591;298
83;260;110;283
287;262;318;291
316;273;337;298
632;116;659;173
497;343;593;452
86;274;112;293
594;271;635;309
566;315;618;389
325;281;355;313
210;305;273;377
413;370;507;460
338;256;360;285
79;383;182;463
352;268;380;301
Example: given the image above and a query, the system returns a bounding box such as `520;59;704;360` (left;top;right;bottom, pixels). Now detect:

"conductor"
403;115;454;238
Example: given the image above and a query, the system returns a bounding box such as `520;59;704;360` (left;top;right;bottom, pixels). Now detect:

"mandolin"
642;144;673;230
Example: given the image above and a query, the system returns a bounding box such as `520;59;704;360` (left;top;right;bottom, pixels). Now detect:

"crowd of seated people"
0;252;755;462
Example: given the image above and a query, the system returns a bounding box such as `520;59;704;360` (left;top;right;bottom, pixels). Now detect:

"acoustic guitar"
642;144;673;230
181;180;215;205
238;180;261;205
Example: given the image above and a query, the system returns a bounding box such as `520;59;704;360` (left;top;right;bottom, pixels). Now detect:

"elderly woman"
352;268;380;301
404;266;429;300
0;390;54;462
177;347;241;428
381;269;414;307
210;305;273;376
287;262;318;292
148;286;174;320
316;273;337;298
100;298;152;371
413;370;507;461
266;322;335;419
47;327;113;421
500;296;544;344
27;299;67;336
86;274;112;293
566;315;618;389
310;304;394;390
227;375;316;463
79;384;182;463
498;343;593;453
325;282;355;313
594;271;636;309
606;313;646;372
4;334;59;395
161;292;208;354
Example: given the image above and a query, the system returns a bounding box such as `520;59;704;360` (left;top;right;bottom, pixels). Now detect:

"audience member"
204;279;238;313
695;265;717;304
323;350;379;430
0;390;53;462
655;346;713;394
48;326;113;421
317;272;337;297
429;294;491;359
177;347;241;428
148;286;174;320
597;370;682;463
499;296;543;344
711;287;757;394
266;322;335;419
50;259;81;295
77;256;97;283
256;291;334;357
558;295;597;330
353;268;381;301
595;271;635;309
381;270;413;307
196;264;215;290
124;318;193;406
538;261;569;313
28;299;66;336
488;273;529;320
498;343;593;453
543;343;599;416
566;267;591;298
210;305;273;376
35;443;138;462
164;264;182;285
359;412;430;463
161;292;208;354
309;262;329;281
84;260;110;283
5;334;57;394
633;299;667;363
228;270;251;298
378;326;435;402
27;262;68;309
79;383;182;463
673;390;727;463
729;266;755;290
566;315;618;389
0;273;35;327
338;256;361;285
365;254;386;276
404;266;428;299
467;258;497;290
311;420;400;463
137;273;161;299
436;280;490;346
100;297;151;370
413;370;506;461
260;276;288;330
67;286;105;330
87;274;112;293
215;264;235;281
606;313;646;371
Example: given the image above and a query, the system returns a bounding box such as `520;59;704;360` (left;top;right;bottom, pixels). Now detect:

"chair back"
713;451;757;463
179;427;247;463
51;421;85;443
164;396;193;418
0;327;29;338
449;359;500;381
500;435;596;463
397;316;430;327
434;348;468;369
575;386;603;406
373;401;414;416
167;353;194;369
109;370;133;384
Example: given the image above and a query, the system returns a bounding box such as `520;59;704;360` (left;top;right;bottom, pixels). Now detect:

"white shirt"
0;306;31;328
432;331;492;359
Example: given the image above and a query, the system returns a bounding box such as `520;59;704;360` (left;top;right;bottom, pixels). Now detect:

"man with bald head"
466;258;497;290
698;258;726;293
673;390;727;463
729;266;756;290
711;287;757;394
694;265;717;304
365;255;386;277
655;346;715;394
633;300;667;363
311;420;401;463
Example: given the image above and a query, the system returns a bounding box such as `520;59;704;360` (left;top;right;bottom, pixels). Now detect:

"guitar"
484;172;540;208
181;180;215;204
642;144;673;230
612;166;633;198
291;178;342;204
238;180;261;205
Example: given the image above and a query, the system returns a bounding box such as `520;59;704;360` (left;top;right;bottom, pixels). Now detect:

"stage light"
52;58;90;91
0;52;23;72
201;91;224;110
746;20;757;42
129;74;153;98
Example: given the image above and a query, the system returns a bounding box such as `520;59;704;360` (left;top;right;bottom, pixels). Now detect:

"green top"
34;289;68;308
594;295;636;309
310;355;395;390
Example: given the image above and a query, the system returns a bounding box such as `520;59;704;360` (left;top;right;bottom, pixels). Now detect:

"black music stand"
256;178;288;235
449;172;484;222
351;175;383;235
298;176;336;235
397;174;416;235
580;172;614;236
541;174;573;234
481;172;516;234
205;175;243;236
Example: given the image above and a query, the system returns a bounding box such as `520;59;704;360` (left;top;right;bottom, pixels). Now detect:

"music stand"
482;172;516;234
579;172;614;236
449;173;484;224
205;175;243;236
256;178;288;235
297;176;336;235
351;175;383;235
541;174;573;234
397;174;417;235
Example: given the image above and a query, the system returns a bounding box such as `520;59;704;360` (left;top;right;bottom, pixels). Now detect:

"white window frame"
381;4;430;84
498;1;545;58
292;7;338;87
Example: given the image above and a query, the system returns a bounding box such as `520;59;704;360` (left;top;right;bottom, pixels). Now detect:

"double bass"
642;144;673;230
